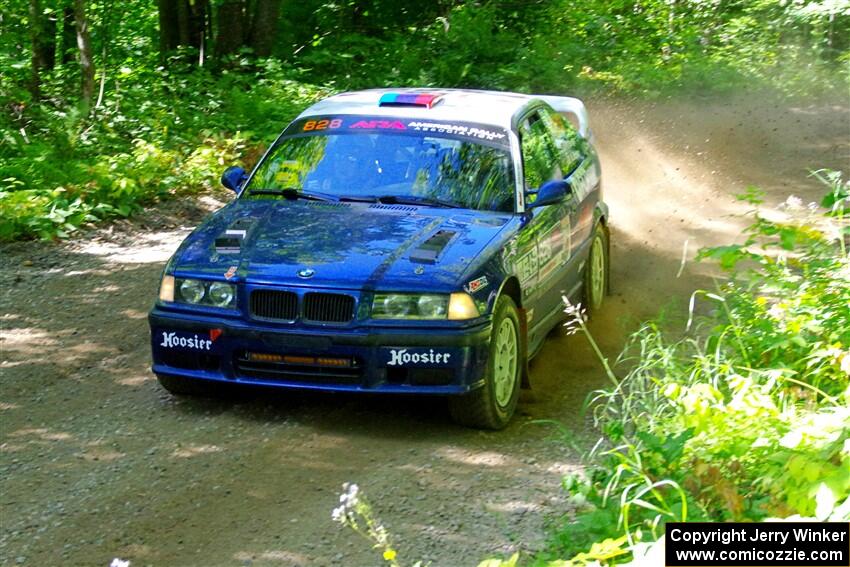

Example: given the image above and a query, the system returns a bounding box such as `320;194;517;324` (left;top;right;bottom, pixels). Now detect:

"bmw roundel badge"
297;267;315;279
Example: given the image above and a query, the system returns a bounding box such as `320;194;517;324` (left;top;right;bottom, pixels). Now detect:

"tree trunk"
249;0;280;57
74;0;95;111
29;0;57;97
176;0;191;46
95;0;115;108
158;0;180;56
42;9;58;69
216;0;246;57
159;0;207;61
190;0;209;53
62;4;76;64
29;0;42;98
177;0;206;47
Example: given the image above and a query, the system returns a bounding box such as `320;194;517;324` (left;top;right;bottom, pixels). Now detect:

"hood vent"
304;201;351;209
409;230;457;264
215;219;255;254
368;204;418;213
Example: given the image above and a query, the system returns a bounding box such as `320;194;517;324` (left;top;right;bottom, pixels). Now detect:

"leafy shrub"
288;0;849;96
0;67;326;241
536;171;849;564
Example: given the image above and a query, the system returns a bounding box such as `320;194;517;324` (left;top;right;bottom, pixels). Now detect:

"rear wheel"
583;223;609;313
449;295;521;429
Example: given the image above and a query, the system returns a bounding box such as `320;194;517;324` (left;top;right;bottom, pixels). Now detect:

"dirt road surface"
2;92;847;566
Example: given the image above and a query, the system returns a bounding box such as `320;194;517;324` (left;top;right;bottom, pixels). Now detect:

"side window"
539;107;584;175
519;112;560;190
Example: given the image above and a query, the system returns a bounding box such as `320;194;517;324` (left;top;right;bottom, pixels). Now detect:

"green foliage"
292;0;849;96
540;172;850;564
2;0;848;240
0;60;327;240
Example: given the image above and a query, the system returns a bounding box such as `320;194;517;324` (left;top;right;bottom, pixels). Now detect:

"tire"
583;223;609;314
449;295;521;429
156;373;220;397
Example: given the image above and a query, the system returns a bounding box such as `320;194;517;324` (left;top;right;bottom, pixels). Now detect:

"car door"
540;107;599;263
517;110;574;326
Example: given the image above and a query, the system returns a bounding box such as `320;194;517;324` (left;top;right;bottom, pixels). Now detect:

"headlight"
179;279;206;304
372;294;449;320
381;294;416;318
417;295;448;318
371;293;478;320
448;292;479;320
159;275;175;302
208;282;235;307
159;276;237;309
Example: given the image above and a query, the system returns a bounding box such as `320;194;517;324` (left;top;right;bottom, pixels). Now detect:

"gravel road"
1;92;847;566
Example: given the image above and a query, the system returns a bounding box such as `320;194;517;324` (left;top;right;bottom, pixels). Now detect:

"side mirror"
221;166;247;193
527;179;570;209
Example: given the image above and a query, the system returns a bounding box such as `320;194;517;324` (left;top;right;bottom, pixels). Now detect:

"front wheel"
449;295;521;429
583;223;609;313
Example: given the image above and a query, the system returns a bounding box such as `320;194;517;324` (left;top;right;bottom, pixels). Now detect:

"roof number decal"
302;119;342;131
285;115;510;149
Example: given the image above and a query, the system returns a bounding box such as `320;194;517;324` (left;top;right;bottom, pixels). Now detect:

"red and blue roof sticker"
379;92;443;108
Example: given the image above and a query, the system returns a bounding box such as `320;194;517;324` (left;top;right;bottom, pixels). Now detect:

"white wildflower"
373;523;389;545
824;223;846;244
330;483;400;565
562;296;586;335
110;559;130;567
339;483;359;505
332;482;361;524
783;195;804;211
766;304;786;321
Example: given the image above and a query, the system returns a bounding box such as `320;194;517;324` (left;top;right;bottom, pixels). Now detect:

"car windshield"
243;117;516;212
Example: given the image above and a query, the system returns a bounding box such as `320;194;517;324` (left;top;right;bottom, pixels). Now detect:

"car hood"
172;199;513;291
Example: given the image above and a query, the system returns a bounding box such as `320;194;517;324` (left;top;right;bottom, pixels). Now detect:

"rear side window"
539;107;584;175
519;112;561;190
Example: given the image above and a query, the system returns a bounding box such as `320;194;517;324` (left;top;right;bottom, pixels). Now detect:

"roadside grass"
526;171;850;565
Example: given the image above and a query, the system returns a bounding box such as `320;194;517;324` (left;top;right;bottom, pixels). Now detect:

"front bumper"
149;308;492;395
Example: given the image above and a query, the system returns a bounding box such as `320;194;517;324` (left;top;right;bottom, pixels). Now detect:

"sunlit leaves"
555;177;850;562
0;68;326;240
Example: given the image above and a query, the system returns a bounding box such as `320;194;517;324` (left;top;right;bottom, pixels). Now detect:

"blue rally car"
150;89;609;429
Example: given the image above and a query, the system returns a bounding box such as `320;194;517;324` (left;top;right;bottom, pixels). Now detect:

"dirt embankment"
1;92;847;566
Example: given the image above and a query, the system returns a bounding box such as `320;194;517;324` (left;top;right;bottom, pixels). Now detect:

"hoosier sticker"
158;329;222;352
381;347;459;367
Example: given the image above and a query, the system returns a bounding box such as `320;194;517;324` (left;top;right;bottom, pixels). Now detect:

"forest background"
2;0;847;240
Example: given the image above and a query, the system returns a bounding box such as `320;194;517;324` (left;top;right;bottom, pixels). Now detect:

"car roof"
296;88;542;130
